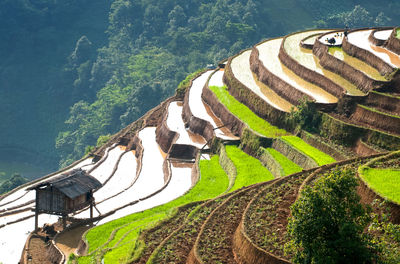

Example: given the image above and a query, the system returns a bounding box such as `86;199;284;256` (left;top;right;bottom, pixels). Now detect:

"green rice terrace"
1;27;400;264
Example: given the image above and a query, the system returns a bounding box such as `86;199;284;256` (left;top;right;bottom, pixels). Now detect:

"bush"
286;99;321;133
285;168;373;264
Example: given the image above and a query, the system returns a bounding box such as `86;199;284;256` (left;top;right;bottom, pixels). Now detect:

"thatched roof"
27;169;102;199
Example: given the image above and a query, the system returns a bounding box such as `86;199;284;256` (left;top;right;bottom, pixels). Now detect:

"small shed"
27;168;102;229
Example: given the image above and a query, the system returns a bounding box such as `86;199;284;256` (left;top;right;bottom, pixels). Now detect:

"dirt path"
55;225;90;259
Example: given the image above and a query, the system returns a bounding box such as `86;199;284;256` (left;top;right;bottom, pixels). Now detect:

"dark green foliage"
286;99;321;133
286;168;373;264
369;201;400;264
0;173;28;195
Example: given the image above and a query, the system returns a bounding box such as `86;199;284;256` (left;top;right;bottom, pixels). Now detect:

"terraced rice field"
266;147;302;175
374;29;392;40
359;151;400;203
79;155;229;263
230;49;293;112
209;85;287;138
328;46;387;82
167;101;207;148
281;136;336;166
303;33;320;46
284;30;361;96
257;38;338;103
188;70;236;140
225;145;274;191
347;29;400;68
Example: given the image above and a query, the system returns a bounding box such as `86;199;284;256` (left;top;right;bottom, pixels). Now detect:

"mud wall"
368;28;390;46
155;101;179;153
319;113;365;146
224;52;289;125
299;130;349;161
240;128;273;156
300;33;321;50
279;33;345;99
313;38;386;93
169;144;198;161
202;84;245;136
250;46;313;106
384;27;400;55
272;138;317;169
182;72;216;142
357;152;400;224
364;91;400;115
319;112;400;150
191;153;200;187
342;28;395;76
353;139;379;156
258;147;284;178
351;104;400;135
219;145;237;191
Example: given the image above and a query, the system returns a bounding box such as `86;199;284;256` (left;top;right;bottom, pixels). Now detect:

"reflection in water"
251;72;295;111
329;47;387;82
281;62;338;103
284;31;359;95
312;54;366;96
370;44;400;68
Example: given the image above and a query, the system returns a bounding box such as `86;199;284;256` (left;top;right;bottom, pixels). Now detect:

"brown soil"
55;225;91;259
195;185;265;263
26;235;52;264
243;172;311;260
151;198;224;263
203;102;238;138
133;202;199;264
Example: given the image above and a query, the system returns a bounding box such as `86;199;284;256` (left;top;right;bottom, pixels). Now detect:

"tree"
285;168;373;264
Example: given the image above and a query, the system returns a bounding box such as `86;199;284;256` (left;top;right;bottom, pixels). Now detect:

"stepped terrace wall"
342;28;395;76
319;112;400;150
279;30;345;99
156;102;179;154
182;71;215;142
368;27;393;46
202;83;245;136
223;52;289;126
365;91;400;115
250;44;313;106
313;36;387;93
271;138;317;169
357;152;400;224
351;104;400;135
385;27;400;55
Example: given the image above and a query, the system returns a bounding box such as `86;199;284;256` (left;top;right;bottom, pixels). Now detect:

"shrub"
285;168;373;264
286;99;321;133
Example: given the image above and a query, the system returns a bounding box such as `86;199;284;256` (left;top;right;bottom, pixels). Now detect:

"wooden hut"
27;168;102;230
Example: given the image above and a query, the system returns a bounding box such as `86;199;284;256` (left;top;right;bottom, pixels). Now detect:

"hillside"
1;26;400;263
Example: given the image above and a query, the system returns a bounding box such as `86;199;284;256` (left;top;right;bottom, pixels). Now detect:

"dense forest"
0;0;399;179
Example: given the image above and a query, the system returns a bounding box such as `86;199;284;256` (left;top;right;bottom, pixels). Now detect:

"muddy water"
303;34;319;45
329;47;386;82
96;161;192;225
284;30;358;96
167;101;207;148
371;45;400;67
0;212;58;264
93;151;137;203
374;29;392;40
348;29;400;68
90;146;125;184
189;70;237;140
80;127;165;221
231;49;294;110
257;38;337;103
